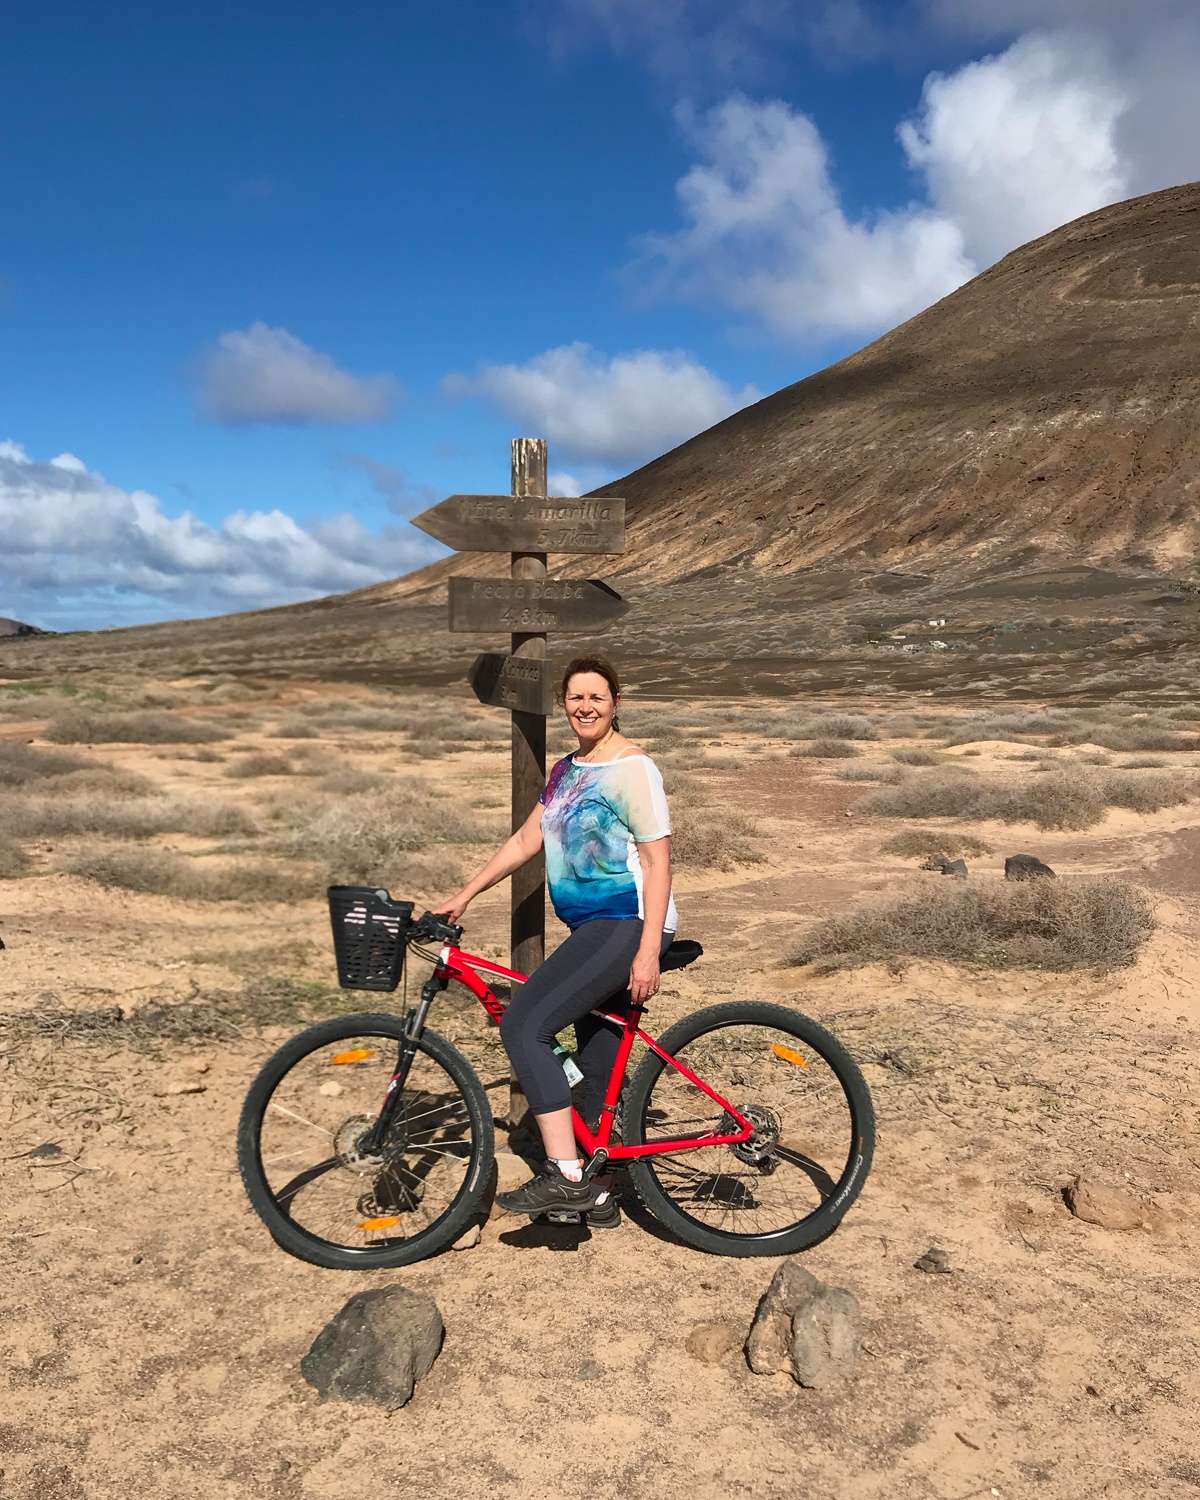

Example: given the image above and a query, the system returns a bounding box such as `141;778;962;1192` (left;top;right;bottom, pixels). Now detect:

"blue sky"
2;1;1197;630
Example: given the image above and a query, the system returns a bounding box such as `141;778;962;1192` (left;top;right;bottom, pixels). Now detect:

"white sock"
594;1190;610;1206
553;1157;583;1182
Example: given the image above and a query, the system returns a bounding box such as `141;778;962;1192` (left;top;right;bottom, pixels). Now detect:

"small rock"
1005;854;1055;881
685;1322;742;1364
921;855;967;876
301;1285;443;1411
914;1246;952;1274
28;1142;63;1160
576;1359;602;1380
317;1080;344;1097
746;1260;862;1388
1064;1175;1142;1232
157;1082;206;1097
187;1059;211;1075
451;1224;481;1251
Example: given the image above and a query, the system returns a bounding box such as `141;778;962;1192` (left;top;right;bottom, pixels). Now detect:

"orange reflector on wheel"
357;1216;401;1232
329;1048;377;1065
772;1043;810;1069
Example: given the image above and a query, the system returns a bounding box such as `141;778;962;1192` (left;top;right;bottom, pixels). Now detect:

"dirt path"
2;697;1199;1499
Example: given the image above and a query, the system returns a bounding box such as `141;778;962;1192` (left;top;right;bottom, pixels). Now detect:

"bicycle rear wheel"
622;1001;874;1257
237;1014;494;1270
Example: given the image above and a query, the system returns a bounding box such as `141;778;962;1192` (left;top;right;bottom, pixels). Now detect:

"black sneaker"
586;1193;622;1229
496;1162;597;1217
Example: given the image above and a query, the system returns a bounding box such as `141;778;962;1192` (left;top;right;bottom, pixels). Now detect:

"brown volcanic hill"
6;182;1200;699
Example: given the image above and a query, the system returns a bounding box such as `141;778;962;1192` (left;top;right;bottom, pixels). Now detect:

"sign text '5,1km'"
449;577;628;634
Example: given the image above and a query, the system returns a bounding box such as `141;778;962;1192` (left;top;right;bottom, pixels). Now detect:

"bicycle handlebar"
409;911;464;946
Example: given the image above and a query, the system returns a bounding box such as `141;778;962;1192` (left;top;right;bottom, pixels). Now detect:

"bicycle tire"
622;1001;874;1258
237;1013;494;1271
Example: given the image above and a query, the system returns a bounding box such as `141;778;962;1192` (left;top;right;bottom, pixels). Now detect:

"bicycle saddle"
660;939;703;972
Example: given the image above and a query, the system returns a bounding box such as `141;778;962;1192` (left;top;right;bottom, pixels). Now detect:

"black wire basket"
327;886;415;992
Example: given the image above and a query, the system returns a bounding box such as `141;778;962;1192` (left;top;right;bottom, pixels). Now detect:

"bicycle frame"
409;941;756;1161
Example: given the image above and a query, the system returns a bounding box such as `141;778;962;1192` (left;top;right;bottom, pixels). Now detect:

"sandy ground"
2;696;1200;1500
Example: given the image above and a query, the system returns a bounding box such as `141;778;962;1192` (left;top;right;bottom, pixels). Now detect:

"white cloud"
442;343;761;467
335;452;438;516
0;441;441;630
637;95;974;340
193;323;401;427
899;31;1126;266
637;29;1130;341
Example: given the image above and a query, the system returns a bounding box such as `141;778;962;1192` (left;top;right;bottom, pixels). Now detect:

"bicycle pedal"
538;1209;583;1226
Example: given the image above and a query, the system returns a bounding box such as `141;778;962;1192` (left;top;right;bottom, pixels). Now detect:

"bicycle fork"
357;965;448;1156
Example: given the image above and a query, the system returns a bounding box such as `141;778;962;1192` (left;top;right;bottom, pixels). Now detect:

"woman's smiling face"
565;671;619;745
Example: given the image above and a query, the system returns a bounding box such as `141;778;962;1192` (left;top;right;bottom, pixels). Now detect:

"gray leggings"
499;918;673;1119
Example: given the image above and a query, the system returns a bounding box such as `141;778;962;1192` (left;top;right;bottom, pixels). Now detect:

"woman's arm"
629;834;671;1005
432;801;544;922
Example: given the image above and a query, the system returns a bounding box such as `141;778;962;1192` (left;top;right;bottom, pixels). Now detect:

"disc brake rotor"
724;1103;782;1170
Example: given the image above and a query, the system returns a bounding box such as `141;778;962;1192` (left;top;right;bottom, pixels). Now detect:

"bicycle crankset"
723;1104;782;1171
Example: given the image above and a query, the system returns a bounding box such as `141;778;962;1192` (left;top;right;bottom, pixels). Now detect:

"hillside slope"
6;183;1200;697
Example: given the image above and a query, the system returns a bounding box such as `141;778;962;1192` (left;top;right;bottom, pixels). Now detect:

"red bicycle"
237;888;875;1269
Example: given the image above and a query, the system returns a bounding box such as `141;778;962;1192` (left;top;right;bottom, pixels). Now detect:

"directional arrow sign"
412;494;625;554
449;577;628;634
467;653;555;717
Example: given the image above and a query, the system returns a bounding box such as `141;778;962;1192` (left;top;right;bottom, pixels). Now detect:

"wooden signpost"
414;440;626;1136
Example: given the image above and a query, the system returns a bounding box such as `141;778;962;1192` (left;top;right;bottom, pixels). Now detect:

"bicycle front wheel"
623;1001;874;1257
237;1014;494;1270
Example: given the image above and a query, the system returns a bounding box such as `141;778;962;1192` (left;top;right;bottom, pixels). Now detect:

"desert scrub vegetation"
879;829;993;860
670;807;763;870
790;738;859;759
891;747;945;766
861;767;1195;831
45;709;228;744
281;784;503;883
839;764;904;783
57;845;312;902
0;790;255;840
789;878;1154;973
0;741;101;784
0;832;29;878
224;753;296;779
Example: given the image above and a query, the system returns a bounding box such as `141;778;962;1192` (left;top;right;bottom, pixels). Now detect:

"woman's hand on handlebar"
628;948;661;1006
428;891;471;923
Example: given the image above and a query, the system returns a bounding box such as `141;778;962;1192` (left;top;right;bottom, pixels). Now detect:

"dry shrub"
891;747;944;766
820;713;879;741
942;711;1078;745
790;878;1154;972
314;769;386;795
1120;757;1165;770
839;765;904;783
0;792;255;839
290;786;501;881
0;833;29;878
58;845;311;901
0;741;94;784
791;738;860;759
880;713;922;738
1098;770;1195;813
224;754;295;779
268;718;319;739
46;709;227;744
879;829;993;858
671;807;763;869
1090;726;1200;753
868;768;1196;829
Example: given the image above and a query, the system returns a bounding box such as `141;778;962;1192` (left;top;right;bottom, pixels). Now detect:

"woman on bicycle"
434;654;676;1224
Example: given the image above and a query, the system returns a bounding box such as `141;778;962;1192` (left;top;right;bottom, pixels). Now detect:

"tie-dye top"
539;751;679;931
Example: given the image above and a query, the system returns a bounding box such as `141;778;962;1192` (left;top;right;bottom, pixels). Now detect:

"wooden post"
507;437;548;1137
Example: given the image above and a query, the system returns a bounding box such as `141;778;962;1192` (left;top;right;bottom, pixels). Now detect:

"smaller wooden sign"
449;577;628;634
412;494;625;555
467;652;556;717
